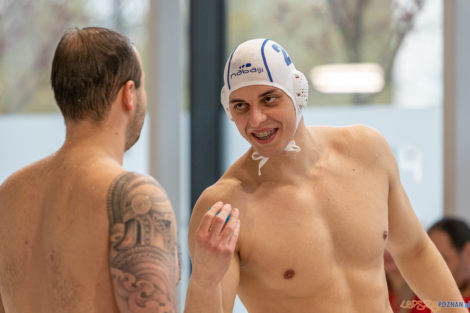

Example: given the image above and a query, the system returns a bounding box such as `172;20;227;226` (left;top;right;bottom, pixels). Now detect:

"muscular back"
0;151;178;313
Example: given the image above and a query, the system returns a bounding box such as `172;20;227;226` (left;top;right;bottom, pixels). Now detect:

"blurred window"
0;0;149;114
227;0;442;108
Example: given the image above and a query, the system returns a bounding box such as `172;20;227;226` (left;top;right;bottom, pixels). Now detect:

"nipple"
283;269;295;280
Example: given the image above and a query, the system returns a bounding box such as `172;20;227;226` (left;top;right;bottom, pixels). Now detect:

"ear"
121;80;136;113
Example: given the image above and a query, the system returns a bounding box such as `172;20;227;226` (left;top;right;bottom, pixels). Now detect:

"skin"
384;250;413;313
0;47;179;313
185;84;466;313
429;230;470;298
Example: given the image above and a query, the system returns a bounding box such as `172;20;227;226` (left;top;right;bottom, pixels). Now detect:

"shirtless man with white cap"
184;39;466;313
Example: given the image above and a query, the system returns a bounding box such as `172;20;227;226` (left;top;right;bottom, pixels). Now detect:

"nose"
249;104;267;127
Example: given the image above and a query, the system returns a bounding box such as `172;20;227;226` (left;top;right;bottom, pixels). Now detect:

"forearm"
394;240;466;313
184;278;224;313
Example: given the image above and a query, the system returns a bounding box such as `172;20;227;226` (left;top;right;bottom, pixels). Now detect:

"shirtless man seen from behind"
184;39;466;313
0;27;179;313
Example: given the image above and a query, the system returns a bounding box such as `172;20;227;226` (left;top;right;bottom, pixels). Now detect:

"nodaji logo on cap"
230;63;264;80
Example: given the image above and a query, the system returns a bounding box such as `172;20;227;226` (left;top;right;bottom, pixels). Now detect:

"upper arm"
346;125;429;257
386;168;429;258
107;172;178;312
368;129;429;257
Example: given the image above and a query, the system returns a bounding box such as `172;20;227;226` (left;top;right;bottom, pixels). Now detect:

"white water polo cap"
220;38;308;127
220;39;309;176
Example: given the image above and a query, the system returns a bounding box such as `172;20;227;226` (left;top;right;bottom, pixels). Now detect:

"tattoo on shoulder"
107;172;177;313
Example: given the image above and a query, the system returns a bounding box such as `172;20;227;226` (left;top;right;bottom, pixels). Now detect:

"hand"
191;202;240;288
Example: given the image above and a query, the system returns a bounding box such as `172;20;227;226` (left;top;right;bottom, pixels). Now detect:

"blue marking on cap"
261;39;273;82
226;45;238;90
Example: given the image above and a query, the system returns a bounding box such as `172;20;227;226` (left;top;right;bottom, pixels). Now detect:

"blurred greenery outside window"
0;0;149;114
0;0;441;113
227;0;442;107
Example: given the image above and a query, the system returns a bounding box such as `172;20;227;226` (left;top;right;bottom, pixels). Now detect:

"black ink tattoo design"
107;172;177;313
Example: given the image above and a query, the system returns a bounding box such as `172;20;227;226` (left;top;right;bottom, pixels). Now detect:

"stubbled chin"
251;145;286;158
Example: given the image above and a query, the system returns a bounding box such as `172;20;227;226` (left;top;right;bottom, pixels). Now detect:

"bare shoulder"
192;176;242;216
0;157;52;211
0;157;47;192
106;172;176;243
106;171;176;227
188;175;243;236
312;124;394;164
107;171;173;216
314;124;387;147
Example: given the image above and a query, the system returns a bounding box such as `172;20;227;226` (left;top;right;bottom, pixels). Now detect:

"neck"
60;118;126;164
249;121;320;182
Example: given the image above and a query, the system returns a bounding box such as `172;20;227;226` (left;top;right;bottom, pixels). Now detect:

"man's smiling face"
229;85;297;157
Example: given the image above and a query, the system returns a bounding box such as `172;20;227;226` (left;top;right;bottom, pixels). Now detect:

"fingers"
196;201;240;254
208;203;232;236
196;202;240;239
227;217;240;251
220;207;240;247
197;201;224;235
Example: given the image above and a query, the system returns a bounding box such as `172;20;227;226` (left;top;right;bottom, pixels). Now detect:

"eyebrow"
258;88;278;98
229;88;279;104
229;98;244;104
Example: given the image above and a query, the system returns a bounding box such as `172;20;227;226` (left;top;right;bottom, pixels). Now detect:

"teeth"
253;129;275;140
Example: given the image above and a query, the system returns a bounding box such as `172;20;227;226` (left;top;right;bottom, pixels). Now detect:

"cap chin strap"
252;114;303;176
251;140;301;176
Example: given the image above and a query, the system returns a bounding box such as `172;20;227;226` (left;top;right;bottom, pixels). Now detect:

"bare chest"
236;167;389;296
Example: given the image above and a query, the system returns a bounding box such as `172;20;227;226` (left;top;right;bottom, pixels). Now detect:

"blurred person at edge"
409;217;470;313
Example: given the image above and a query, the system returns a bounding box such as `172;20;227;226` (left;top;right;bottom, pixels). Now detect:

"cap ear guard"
221;70;309;121
293;70;308;113
220;85;233;120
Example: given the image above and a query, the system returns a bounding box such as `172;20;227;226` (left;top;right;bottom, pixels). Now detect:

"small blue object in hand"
209;207;231;223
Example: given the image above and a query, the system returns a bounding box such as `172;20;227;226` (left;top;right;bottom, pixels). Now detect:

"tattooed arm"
107;172;179;313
